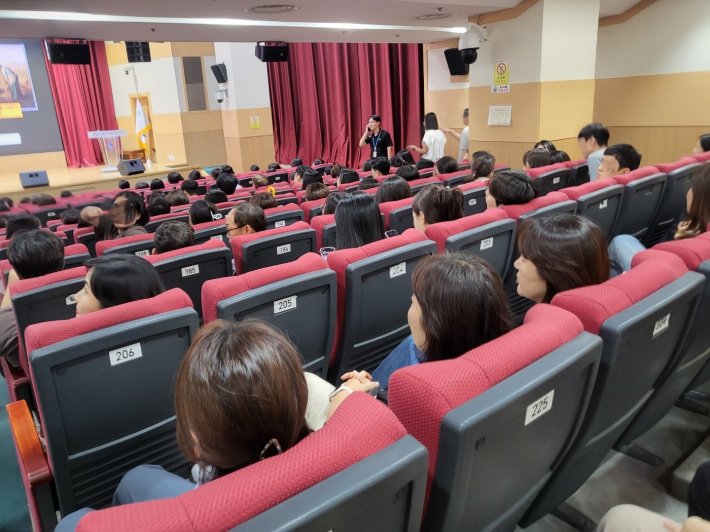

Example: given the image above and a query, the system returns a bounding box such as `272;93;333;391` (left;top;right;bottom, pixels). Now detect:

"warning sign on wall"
494;61;509;85
250;116;260;129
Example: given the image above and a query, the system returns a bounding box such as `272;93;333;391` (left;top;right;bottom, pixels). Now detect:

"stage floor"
0;163;204;202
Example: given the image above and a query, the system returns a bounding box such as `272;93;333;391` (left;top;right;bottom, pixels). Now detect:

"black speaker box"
46;43;91;65
255;42;289;63
444;48;469;76
211;63;228;83
117;159;146;176
19;170;50;188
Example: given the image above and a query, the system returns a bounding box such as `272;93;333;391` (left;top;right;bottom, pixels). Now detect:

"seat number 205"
109;342;143;367
524;390;554;426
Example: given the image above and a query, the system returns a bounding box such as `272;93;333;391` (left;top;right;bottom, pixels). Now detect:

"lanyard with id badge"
372;131;383;158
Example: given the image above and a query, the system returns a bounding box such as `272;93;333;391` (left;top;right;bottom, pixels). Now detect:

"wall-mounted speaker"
117;159;146;176
19;170;50;188
444;48;469;76
211;63;228;83
126;42;151;63
46;43;91;65
255;42;289;63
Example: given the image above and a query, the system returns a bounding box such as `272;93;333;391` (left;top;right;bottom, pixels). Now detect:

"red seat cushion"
630;249;689;277
389;304;584;499
192;219;226;233
95;233;155;256
638;232;710;271
691;152;710;163
525;162;568;178
456;180;488;192
560;179;618;201
310;215;336;249
610;166;661;186
64;244;89;257
379;197;414;228
551;258;686;334
436;170;470;183
407;177;441;189
263;203;301;217
230;221;312;275
327;229;430;365
9;266;88;300
424;208;508;253
499;191;569;220
76;393;405;532
299;199;325;223
654;157;700;174
201;252;326;323
564;159;587;168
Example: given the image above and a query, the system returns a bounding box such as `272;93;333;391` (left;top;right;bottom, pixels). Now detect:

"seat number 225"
524;390;554;426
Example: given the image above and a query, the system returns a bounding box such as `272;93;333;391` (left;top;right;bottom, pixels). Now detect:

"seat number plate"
480;237;493;250
182;264;200;277
468;199;477;206
599;199;608;209
390;262;406;278
274;295;297;315
275;220;286;228
65;294;76;306
109;342;143;367
135;249;150;257
525;390;554;425
653;314;670;338
277;244;291;255
553;177;560;184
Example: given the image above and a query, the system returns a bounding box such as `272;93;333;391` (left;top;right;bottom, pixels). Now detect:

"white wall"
214;42;271;111
596;0;710;79
108;58;183;116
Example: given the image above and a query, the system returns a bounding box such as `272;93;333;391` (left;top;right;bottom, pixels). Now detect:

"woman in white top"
407;112;447;162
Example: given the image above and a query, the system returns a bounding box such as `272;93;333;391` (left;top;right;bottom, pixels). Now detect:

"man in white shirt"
577;123;610;181
441;108;469;162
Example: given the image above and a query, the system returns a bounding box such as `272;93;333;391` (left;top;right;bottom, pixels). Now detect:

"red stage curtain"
43;40;118;168
267;43;422;168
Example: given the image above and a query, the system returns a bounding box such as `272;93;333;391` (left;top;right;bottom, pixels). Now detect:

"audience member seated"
188;169;202;181
337;168;359;187
148;196;171;216
692;134;710;155
226;203;266;237
293;165;311;185
389;155;407;168
301;169;323;189
204;189;228;205
329;164;341;181
334;193;384;249
534;140;556;151
165;190;190;208
32;193;57;206
181;179;199;196
210;168;222;180
250;192;278;210
134;181;149;190
189;200;222;227
514;214;609;304
369;253;513;389
216;173;239;195
0;216;7;228
362;160;373;172
221;165;235;175
485;170;541;208
376;176;412;204
358;176;380;191
371;157;391;179
74;255;165;317
291;157;303;167
153;220;195;254
322;191;345;215
609;164;710;275
118;179;130;190
60;209;80;225
60;190;73;198
249;164;259;172
395;165;419;182
578;122;610;181
0;230;64;368
396;149;415;166
407;112;446;163
150;178;166;191
252;174;269;189
313;158;324;166
1;196;13;208
6;214;41;239
434;156;458;177
412;185;464;232
523;148;552;170
167;172;184;184
597;143;642;179
305;182;329;201
267;162;281;172
81;191;149;240
465;150;496;182
550;150;570;163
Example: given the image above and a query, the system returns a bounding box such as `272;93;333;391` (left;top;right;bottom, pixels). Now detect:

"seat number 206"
109;342;143;367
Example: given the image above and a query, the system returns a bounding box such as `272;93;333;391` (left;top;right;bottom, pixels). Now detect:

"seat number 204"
109;342;143;367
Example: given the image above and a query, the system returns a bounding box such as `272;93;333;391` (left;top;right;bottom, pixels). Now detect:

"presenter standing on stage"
359;115;394;160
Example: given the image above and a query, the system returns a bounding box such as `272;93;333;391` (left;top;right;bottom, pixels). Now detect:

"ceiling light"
247;5;299;14
415;13;454;20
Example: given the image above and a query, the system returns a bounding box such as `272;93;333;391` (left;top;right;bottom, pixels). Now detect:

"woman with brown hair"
250;192;278;210
412;184;464;232
514;214;610;303
608;165;710;275
464;150;496;182
369;252;514;389
485;169;540;208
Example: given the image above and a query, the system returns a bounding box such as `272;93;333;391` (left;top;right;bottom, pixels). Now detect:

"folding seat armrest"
6;400;52;486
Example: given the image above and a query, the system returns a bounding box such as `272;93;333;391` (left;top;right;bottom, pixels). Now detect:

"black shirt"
367;129;393;159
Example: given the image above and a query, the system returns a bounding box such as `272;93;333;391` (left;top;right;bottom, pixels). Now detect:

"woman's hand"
80;206;103;227
406;145;417;151
341;370;379;393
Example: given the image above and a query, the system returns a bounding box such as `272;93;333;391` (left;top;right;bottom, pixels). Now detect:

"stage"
0;162;204;202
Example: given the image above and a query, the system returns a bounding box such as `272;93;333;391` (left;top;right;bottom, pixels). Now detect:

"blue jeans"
609;235;646;277
55;465;194;531
372;335;425;389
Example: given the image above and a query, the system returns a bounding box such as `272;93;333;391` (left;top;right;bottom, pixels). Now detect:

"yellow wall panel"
469;83;541;143
234;108;274;138
539;80;595;141
105;43;128;66
606;126;707;166
170;42;216;58
469;141;529;170
184;130;228;166
180;111;224;134
153;133;188;165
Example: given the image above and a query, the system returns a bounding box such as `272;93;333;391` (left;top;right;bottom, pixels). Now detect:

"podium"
88;129;128;172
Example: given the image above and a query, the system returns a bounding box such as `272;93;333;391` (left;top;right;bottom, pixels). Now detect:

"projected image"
0;44;38;111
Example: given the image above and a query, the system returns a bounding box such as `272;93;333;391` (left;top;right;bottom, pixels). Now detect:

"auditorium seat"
389;305;602;531
493;165;511;175
275;192;299;206
144;240;232;322
690;151;710;164
95;233;155;257
520;255;703;528
63;244;91;270
423;208;516;277
202;253;336;378
145;213;189;233
311;214;337;249
22;205;69;227
299;198;325;222
74;227;100;258
263;203;305;229
0;231;67;261
231;221;317;274
215;200;246;218
380;197;414;234
455;181;488;216
56;223;78;245
609;166;667;240
45;393;427;532
327;229;436;380
47;220;62;230
7;289;199;530
192;219;228;245
338;182;360;193
560;180;625;238
565;159;590;187
436;170;470;188
526;163;571;195
644;157;702;247
265;170;289;185
408;177;441;195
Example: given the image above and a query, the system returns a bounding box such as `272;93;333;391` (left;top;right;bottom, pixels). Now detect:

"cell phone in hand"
385;230;399;238
320;247;336;261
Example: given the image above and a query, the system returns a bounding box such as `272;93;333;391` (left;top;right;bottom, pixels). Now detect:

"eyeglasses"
225;223;241;234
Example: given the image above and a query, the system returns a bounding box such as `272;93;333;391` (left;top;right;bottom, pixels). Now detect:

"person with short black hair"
165;190;190;207
135;181;149;190
408;112;446;162
362;160;373;172
693;134;710;155
33;194;56;206
359;114;394;160
153;221;194;254
357;177;379;191
337;168;359;187
334;194;384;250
371;157;391;178
523;148;552;169
167;172;184;184
118;179;131;190
180;179;199;196
291;157;303;167
19;197;30;204
1;197;13;208
81;191;150;241
148;196;170;216
305;182;329;202
322;192;345;215
250;193;278;210
376;176;412;204
434;156;458;177
329;164;342;180
268;162;281;172
412;184;464;232
60;209;80;225
396;149;415;165
60;190;73;198
150;179;166;191
389;155;406;168
252;174;269;189
249;164;259;172
577;123;610;180
465;151;496;182
0;230;65;367
216;173;239;195
550;150;571;164
188;200;222;227
205;189;228;205
485;170;541;208
225;203;266;238
6;214;41;239
188;169;202;181
396;165;419;182
440;108;469;162
293;165;311;185
221;165;234;175
210;168;221;180
313;158;324;165
597;144;642;179
534;140;556;152
301;169;323;189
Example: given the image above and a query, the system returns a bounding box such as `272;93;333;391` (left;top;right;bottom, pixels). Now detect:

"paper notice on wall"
488;106;512;127
491;85;510;94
